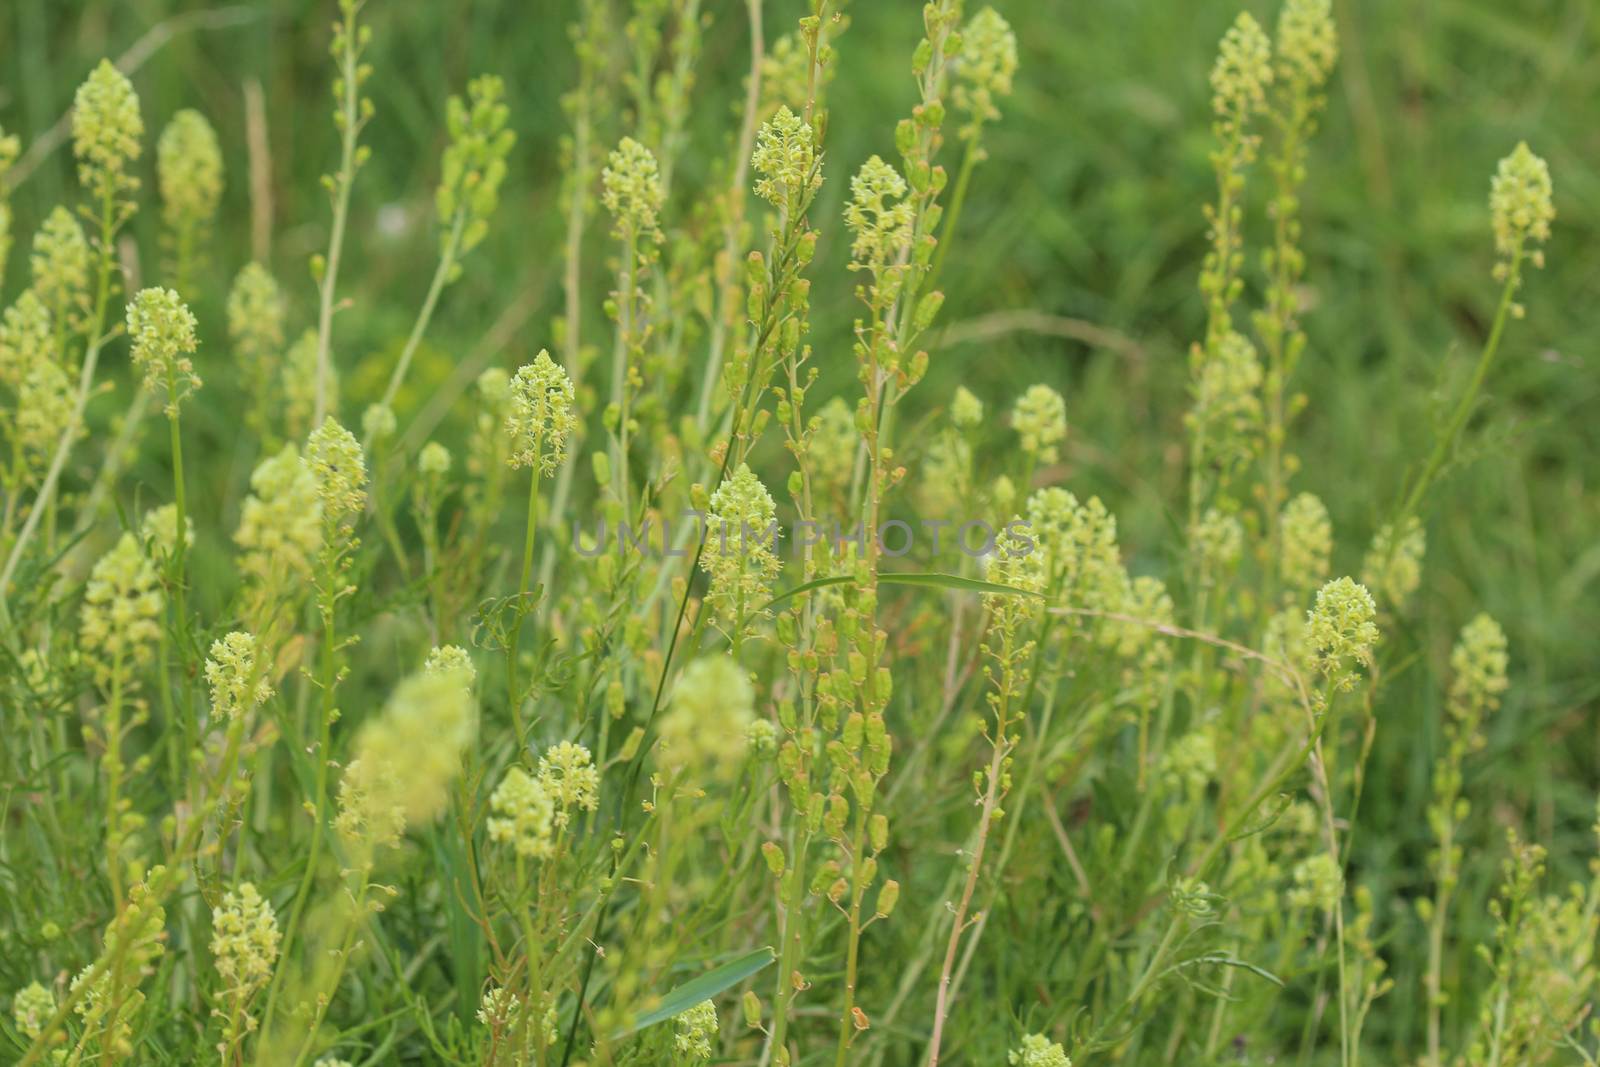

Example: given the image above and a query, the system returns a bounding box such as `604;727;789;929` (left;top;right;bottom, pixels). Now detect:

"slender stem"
259;569;342;1040
313;3;366;426
508;465;540;738
104;654;127;910
1400;252;1522;521
167;371;189;632
925;685;1011;1067
377;210;464;420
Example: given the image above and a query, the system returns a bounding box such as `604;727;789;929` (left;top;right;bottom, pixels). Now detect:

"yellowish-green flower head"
700;463;782;627
227;263;285;367
1275;0;1337;86
954;7;1019;135
951;385;984;430
1279;492;1332;596
539;741;601;819
752;105;820;209
314;1060;354;1067
209;882;280;994
1448;613;1509;723
1012;383;1067;464
425;643;476;687
1009;1032;1072;1067
437;74;515;257
489;765;557;859
139;503;194;565
808;397;858;502
660;655;757;782
80;532;164;682
1036;490;1125;614
1190;506;1244;577
1189;331;1263;473
31;206;90;326
306;416;368;520
1360;516;1424;609
478;365;511;409
418;441;453;478
126;287;202;408
10;981;54;1040
157;109;223;234
72;59;143;205
506;349;578;476
985;515;1046;599
361;402;396;442
1289;852;1344;911
1489;142;1554;275
205;631;273;721
283;329;336;442
1210;12;1274;120
843;155;914;274
487;742;598;859
336;669;476;851
235;444;323;584
15;357;74;468
1161;727;1217;794
1307;576;1379;691
601;136;665;242
0;290;53;390
672;1000;719;1064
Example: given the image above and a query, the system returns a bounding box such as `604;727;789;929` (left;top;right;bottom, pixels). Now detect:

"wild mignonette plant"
0;2;1590;1066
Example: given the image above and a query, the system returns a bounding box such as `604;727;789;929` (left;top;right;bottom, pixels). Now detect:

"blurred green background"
3;0;1597;1054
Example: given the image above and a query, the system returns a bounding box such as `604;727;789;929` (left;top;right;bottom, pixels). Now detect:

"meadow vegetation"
0;1;1596;1065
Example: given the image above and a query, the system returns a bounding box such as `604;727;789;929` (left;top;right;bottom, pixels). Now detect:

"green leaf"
763;571;1043;610
610;947;776;1040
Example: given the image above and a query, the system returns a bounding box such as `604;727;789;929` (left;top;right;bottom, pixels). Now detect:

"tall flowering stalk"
1255;0;1336;590
599;136;665;510
1422;615;1508;1067
311;0;375;426
259;417;367;1044
372;75;513;421
1;60;142;610
126;287;201;629
1399;143;1553;521
504;351;577;734
155;108;223;294
1186;13;1271;540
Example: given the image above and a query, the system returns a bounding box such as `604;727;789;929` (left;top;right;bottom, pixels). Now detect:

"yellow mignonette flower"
1210;12;1273;120
156;109;223;236
80;532;164;682
72;59;144;207
335;669;476;852
1012;384;1067;465
601;137;665;242
1307;576;1379;692
126;287;202;409
209;882;280;994
1489;142;1555;279
506;349;578;476
659;656;757;782
1009;1033;1072;1067
306;416;368;521
204;631;273;722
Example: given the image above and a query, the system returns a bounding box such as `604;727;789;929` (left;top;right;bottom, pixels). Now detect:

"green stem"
508;465;540;738
1400;252;1522;521
376;210;464;422
259;574;341;1041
